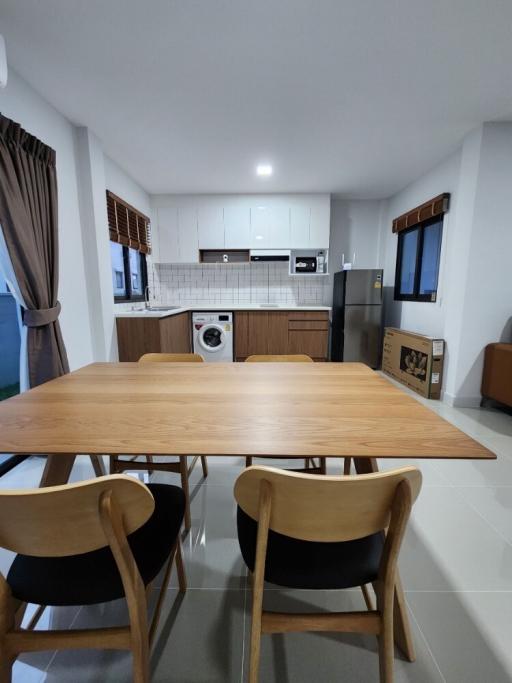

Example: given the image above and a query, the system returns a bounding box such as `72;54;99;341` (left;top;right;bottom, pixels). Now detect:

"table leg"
89;455;106;477
354;456;416;662
39;454;76;487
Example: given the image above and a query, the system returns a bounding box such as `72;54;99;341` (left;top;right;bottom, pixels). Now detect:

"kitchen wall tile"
151;262;329;306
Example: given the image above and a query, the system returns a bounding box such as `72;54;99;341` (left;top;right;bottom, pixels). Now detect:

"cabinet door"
310;198;330;248
116;318;161;361
156;207;179;263
290;203;311;249
268;203;290;248
288;329;328;360
224;201;251;248
250;205;271;249
246;312;270;356
178;206;199;263
234;311;249;359
159;312;192;353
287;311;329;360
198;203;225;249
267;312;289;354
250;203;290;248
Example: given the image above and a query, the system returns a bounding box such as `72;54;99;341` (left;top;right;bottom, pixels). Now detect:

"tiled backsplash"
149;262;330;306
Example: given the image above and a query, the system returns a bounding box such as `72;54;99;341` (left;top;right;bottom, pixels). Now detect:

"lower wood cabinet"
235;310;329;361
116;312;191;361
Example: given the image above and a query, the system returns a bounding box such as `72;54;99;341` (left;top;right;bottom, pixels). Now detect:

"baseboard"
443;392;481;408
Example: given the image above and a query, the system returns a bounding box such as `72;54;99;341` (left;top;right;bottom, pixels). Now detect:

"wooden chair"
245;354;314;363
234;465;422;683
0;474;186;683
110;352;208;532
138;353;204;363
244;354;325;473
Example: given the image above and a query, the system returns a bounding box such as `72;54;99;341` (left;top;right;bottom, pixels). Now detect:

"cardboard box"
382;327;445;399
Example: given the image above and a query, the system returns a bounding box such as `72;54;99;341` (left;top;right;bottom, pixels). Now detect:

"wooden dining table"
0;361;495;663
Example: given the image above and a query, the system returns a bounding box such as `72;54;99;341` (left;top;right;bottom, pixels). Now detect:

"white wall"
379;149;462;339
0;69;94;370
378;124;512;406
446;123;512;404
0;69;153;371
329;199;384;273
104;156;151;218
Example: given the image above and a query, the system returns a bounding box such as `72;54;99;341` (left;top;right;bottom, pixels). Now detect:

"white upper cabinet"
250;205;271;248
290;202;311;249
156;207;179;262
177;206;199;262
152;194;330;261
310;197;330;248
198;202;224;249
156;205;199;263
250;200;290;249
224;201;251;248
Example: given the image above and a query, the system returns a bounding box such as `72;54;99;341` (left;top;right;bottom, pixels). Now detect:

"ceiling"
1;0;512;198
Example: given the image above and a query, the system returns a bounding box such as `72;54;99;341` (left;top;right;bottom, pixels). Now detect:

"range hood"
250;249;290;262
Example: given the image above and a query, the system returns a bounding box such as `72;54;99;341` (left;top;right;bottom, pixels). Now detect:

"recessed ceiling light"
256;164;273;177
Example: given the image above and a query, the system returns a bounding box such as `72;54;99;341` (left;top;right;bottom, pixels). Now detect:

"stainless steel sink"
146;306;181;311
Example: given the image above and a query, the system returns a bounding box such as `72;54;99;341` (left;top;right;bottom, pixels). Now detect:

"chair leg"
131;623;150;683
361;584;374;611
374;578;395;683
249;575;264;683
200;456;208;477
175;540;187;593
246;456;253;467
109;456;117;474
90;455;106;477
179;457;191;531
320;457;327;475
145;455;154;476
149;543;178;646
343;457;352;475
0;651;13;683
0;589;16;683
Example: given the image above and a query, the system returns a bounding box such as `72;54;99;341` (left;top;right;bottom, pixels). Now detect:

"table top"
0;362;495;460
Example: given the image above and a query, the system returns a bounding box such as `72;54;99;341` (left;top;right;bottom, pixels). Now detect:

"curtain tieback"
23;301;62;327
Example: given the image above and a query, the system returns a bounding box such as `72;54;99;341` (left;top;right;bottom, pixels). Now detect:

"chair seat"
237;507;383;590
7;484;185;607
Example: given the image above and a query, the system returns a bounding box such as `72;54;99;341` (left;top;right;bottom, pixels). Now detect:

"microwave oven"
294;256;317;272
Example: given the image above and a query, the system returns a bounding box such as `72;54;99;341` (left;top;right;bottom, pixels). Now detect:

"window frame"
113;246;148;304
394;216;443;303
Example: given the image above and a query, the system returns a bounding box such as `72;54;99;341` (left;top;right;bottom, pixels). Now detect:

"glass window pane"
398;229;419;295
110;242;126;298
129;248;143;296
419;221;442;296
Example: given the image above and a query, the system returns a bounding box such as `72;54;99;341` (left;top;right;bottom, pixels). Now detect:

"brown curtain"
0;113;69;388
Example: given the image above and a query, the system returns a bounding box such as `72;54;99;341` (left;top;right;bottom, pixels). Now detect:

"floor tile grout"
450;486;512;549
407;606;447;683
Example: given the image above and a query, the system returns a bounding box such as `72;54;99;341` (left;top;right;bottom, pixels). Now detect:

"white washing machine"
192;312;234;362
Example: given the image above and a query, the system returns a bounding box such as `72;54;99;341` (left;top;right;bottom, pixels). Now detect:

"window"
110;243;148;303
394;216;443;302
106;190;151;303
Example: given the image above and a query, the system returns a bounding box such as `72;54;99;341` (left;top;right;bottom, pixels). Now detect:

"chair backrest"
0;475;154;557
234;466;422;542
139;352;204;363
245;354;313;363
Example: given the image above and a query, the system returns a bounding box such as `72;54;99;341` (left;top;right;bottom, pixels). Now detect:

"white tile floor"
1;380;512;682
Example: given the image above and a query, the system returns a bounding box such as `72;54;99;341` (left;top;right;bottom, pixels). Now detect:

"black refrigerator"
331;269;383;368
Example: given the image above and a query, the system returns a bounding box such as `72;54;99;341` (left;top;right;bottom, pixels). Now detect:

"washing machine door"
198;323;226;353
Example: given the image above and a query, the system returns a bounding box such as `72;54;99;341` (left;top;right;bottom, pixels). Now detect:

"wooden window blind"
106;190;151;254
392;193;450;233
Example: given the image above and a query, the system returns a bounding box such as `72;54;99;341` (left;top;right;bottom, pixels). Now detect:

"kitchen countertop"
115;304;331;318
